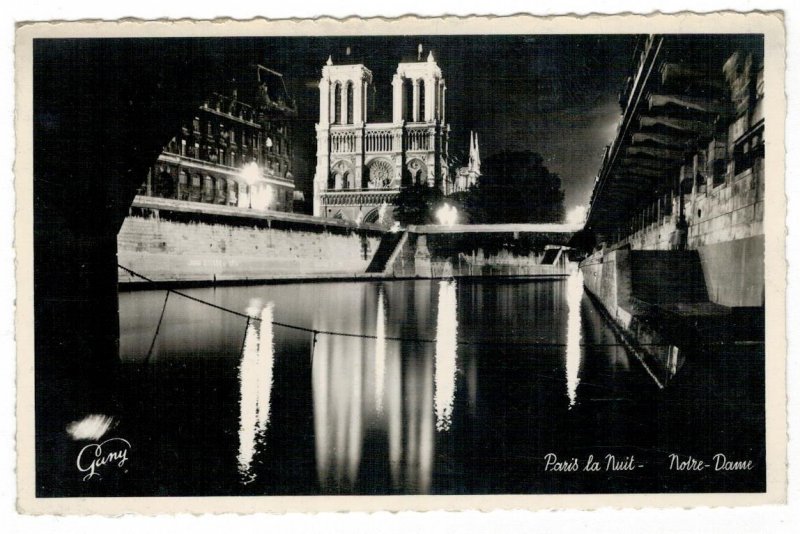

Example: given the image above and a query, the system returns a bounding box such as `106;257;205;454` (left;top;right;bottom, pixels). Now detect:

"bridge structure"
408;222;582;235
578;34;767;384
26;36;300;492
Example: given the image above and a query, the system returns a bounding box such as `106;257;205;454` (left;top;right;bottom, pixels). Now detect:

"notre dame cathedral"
313;51;457;224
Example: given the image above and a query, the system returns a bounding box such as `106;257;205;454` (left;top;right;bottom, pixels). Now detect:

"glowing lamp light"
566;205;588;226
240;161;262;186
436;204;458;227
240;162;262;210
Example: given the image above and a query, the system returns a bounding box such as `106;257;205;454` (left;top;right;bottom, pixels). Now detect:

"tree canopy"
461;150;565;224
391;182;444;226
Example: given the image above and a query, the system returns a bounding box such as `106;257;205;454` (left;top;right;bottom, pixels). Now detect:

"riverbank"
118;196;384;284
579;245;764;386
118;268;570;291
118;195;576;286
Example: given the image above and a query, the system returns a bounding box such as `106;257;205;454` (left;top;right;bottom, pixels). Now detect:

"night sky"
228;35;639;212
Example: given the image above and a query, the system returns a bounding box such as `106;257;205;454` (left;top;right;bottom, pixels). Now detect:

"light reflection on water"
117;278;672;495
311;283;438;493
434;280;458;431
312;311;365;492
565;269;584;409
375;287;386;415
237;299;275;482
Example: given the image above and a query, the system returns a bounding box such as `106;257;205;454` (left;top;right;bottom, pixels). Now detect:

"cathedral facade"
313;52;451;224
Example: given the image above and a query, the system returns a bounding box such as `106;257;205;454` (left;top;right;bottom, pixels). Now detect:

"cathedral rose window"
368;159;393;189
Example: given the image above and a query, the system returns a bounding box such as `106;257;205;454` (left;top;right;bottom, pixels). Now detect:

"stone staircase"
365;231;407;273
627;249;762;343
540;248;561;265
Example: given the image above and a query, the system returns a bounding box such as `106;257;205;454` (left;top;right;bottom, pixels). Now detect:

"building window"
333;83;342;124
203;175;215;203
419;79;426;120
404;79;414;121
346;82;354;124
178;171;189;200
159;169;175;198
733;129;765;177
227;180;238;205
711;159;727;187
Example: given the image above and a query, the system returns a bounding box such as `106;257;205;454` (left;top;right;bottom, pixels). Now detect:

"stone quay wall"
611;164;764;308
117;196;383;285
388;232;571;278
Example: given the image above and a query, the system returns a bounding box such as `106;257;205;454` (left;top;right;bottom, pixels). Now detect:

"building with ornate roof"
139;65;298;213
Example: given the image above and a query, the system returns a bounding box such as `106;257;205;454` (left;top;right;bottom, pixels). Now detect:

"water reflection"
434;280;458;431
257;304;275;432
311;282;437;493
375;287;386;414
565;270;584;408
667;346;681;377
237;299;275;483
312;309;365;492
116;278;689;496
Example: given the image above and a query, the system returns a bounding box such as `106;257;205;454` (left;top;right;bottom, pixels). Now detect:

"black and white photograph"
15;12;786;513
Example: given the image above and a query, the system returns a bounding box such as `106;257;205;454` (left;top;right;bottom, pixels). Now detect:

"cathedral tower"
313;50;451;223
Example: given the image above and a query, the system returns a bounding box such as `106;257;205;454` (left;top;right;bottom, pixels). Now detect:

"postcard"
15;12;786;514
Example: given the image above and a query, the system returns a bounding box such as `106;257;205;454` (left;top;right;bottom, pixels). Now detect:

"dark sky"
230;35;639;211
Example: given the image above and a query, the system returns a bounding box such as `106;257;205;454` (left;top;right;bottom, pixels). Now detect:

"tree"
462;150;565;223
392;183;444;226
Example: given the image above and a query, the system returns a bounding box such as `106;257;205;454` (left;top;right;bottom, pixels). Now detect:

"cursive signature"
76;438;131;481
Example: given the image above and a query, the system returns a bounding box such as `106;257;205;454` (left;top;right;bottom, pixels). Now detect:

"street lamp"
240;161;261;209
436;203;458;226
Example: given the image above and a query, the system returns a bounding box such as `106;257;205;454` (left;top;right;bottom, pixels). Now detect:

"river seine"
114;276;764;495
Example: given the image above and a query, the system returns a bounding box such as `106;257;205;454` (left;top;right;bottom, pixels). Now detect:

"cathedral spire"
469;131;481;173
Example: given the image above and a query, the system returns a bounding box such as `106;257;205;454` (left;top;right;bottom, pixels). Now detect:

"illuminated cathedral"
313;51;453;223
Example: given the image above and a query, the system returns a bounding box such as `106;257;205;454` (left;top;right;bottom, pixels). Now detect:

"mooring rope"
117;264;697;349
144;290;170;364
